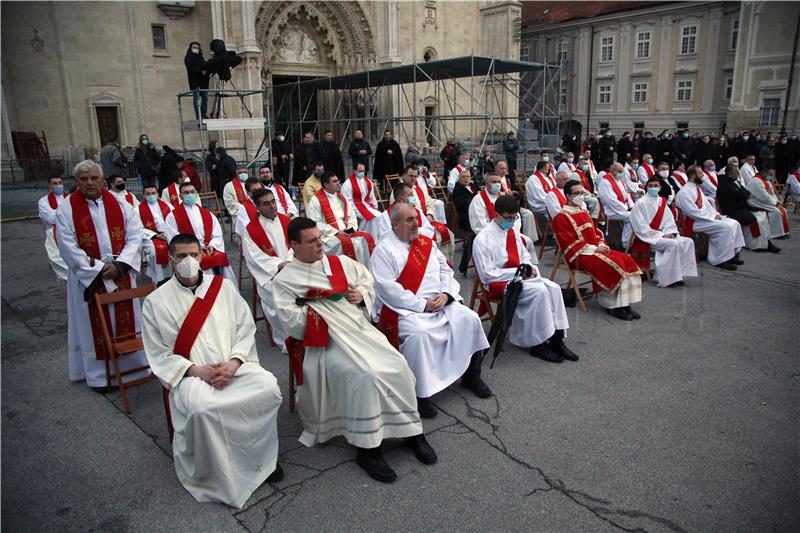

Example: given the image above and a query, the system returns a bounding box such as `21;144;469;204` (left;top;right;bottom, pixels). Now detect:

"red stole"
480;190;496;220
245;214;290;256
166;183;181;207
500;177;511;193
378;236;434;348
123;191;134;205
171;205;230;269
552;188;567;207
756;176;790;233
138;200;171;265
574;169;591;191
602;174;631;205
285;256;350;386
348;174;377;221
672;173;687;187
315;189;375;260
242;199;258;224
48;192;66;210
413;182;428;214
70;190;135;360
631;198;668;269
703;170;718;187
486;228;521;300
533;171;554;193
680;187;705;237
272;184;289;214
643;163;655;178
232;179;247;204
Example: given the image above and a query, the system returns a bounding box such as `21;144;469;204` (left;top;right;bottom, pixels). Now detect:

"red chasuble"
553;209;640;293
70;190;135;360
138;200;171;265
378;236;434;348
171;205;230;269
630;197;668;270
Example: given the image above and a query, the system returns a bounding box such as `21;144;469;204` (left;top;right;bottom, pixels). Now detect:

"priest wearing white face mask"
472;195;575;363
597;162;636;246
223;166;250;216
624;157;645;197
447;152;471;193
164;182;235;281
557;152;577;174
139;184;174;283
637;154;657;186
38;174;69;280
700;160;720;200
340;162;382;240
142;232;284;508
470;173;536;257
630;177;697;287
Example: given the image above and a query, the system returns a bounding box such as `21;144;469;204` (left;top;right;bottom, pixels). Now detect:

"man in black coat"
775;133;793;183
716;163;781;253
503;132;520;176
347;130;372;174
321;130;345;182
440;139;461;176
598;132;615;163
639;131;658;161
158;145;181;193
293;132;325;185
694;134;715;166
213;146;237;196
673;130;694;166
184;42;210;120
271;132;293;186
616;132;634;163
656;132;673;165
373;129;404;186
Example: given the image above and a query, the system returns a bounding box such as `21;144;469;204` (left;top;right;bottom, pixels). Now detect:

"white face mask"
191;48;200;55
407;197;417;208
570;196;585;208
542;156;550;162
616;172;627;181
277;135;285;142
173;255;201;281
658;170;669;178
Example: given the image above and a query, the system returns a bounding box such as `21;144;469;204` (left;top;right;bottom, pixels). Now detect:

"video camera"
206;39;242;82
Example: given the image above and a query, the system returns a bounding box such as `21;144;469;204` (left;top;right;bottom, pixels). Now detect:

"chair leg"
566;267;588;313
110;352;133;414
538;220;551;260
468;278;479;310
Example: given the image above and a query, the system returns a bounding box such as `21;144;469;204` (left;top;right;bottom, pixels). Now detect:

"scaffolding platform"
180;117;268;132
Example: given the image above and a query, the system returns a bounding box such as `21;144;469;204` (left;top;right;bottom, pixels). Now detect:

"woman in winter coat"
184;41;210;119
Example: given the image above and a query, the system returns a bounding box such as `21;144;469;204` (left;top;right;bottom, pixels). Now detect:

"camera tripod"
208;75;253;120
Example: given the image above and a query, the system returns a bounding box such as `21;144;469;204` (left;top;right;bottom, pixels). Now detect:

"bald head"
391;202;419;243
555;171;570;187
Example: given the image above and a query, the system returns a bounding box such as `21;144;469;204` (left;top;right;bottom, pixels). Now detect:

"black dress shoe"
529;343;564;362
550;341;579;361
625;306;641;320
729;258;745;265
461;372;492;398
404;435;438;465
266;463;284;483
767;241;782;253
356;448;397;483
417;397;438;419
667;280;685;287
606;307;633;320
91;385;119;393
716;262;737;271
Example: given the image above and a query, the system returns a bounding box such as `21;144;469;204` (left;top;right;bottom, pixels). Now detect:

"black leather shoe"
716;262;737;271
266;463;284;483
417;397;438;419
606;307;633;320
625;306;641;320
729;258;745;265
356;449;397;483
529;343;564;362
550;341;579;361
767;241;782;253
461;371;492;398
404;435;438;465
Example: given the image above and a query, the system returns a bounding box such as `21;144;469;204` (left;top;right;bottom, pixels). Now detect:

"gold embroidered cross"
255;464;262;472
111;227;124;241
79;233;96;248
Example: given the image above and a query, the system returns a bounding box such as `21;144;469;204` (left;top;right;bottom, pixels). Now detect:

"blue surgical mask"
316;170;325;178
407;197;417;207
646;188;660;197
488;183;501;195
145;195;158;205
498;220;514;230
142;139;150;146
52;185;64;195
356;171;365;179
238;172;248;182
765;175;773;182
182;193;198;207
709;165;716;172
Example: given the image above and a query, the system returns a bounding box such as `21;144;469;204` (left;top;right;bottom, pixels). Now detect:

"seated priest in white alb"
557;152;577;174
142;233;283;509
545;171;571;219
37;174;68;280
259;164;298;218
233;177;264;237
597;162;636;246
390;166;440;222
747;170;791;239
164;181;235;281
223;165;250;216
55;160;150;389
241;188;293;347
700;160;720;200
496;160;538;242
382;182;454;263
629;177;698;288
624;157;645;198
306;172;374;266
786;169;800;203
161;170;184;208
674;165;745;271
138;184;173;283
410;159;447;223
470;172;536;256
472;195;576;364
272;217;436;484
340;162;382;240
525;160;557;217
637;154;657;185
739;154;758;186
370;203;491;419
108;174;139;208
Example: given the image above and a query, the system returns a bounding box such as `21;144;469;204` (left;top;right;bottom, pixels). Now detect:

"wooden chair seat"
112;338;145;355
548;244;593;313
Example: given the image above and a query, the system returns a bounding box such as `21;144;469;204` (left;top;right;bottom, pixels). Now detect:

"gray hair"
557;170;571;180
73;159;102;177
568;172;580;182
390;202;411;224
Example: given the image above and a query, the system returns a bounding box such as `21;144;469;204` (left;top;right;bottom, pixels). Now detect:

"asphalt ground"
2;187;798;532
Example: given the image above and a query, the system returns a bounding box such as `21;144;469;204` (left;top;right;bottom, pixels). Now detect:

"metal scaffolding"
269;55;563;168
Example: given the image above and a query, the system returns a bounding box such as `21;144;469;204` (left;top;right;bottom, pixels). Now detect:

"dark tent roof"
271;56;547;91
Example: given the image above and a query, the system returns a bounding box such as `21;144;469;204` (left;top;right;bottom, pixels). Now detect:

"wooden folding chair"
468;277;502;322
198;191;223;217
94;284;158;413
373;185;389;211
538;214;557;260
625;235;654;283
385;173;400;193
548;244;593;313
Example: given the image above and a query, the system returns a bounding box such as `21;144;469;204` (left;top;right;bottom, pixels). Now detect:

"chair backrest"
198;191;223;217
373;185;388;211
385;173;400;188
94;283;157;348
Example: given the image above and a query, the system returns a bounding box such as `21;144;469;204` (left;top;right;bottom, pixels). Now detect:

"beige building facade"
1;0;523;160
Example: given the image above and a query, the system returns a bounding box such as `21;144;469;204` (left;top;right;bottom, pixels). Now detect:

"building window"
520;45;529;62
151;25;166;49
725;77;733;100
676;80;693;102
759;98;781;127
600;36;614;63
556;40;568;63
731;19;739;50
598;85;612;104
633;82;648;103
680;25;697;55
599;121;610;130
634;121;645;130
636;31;651;59
559;87;568;107
676;121;689;130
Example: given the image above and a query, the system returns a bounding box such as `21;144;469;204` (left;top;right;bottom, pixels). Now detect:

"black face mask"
115;183;126;191
261;179;273;186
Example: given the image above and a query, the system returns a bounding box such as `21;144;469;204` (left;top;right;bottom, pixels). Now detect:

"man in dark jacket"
321;130;345;182
673;130;693;166
717;163;781;253
451;167;478;274
694;134;715;166
598;132;615;163
503;132;520;176
293;132;325;184
347;129;372;174
373;129;404;186
440;139;460;176
213;146;237;195
184;42;210;120
616;132;634;163
656;132;673;165
775;133;793;183
271;132;293;186
639;131;658;161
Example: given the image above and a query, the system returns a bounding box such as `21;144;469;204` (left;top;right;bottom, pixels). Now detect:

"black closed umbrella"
484;265;530;368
